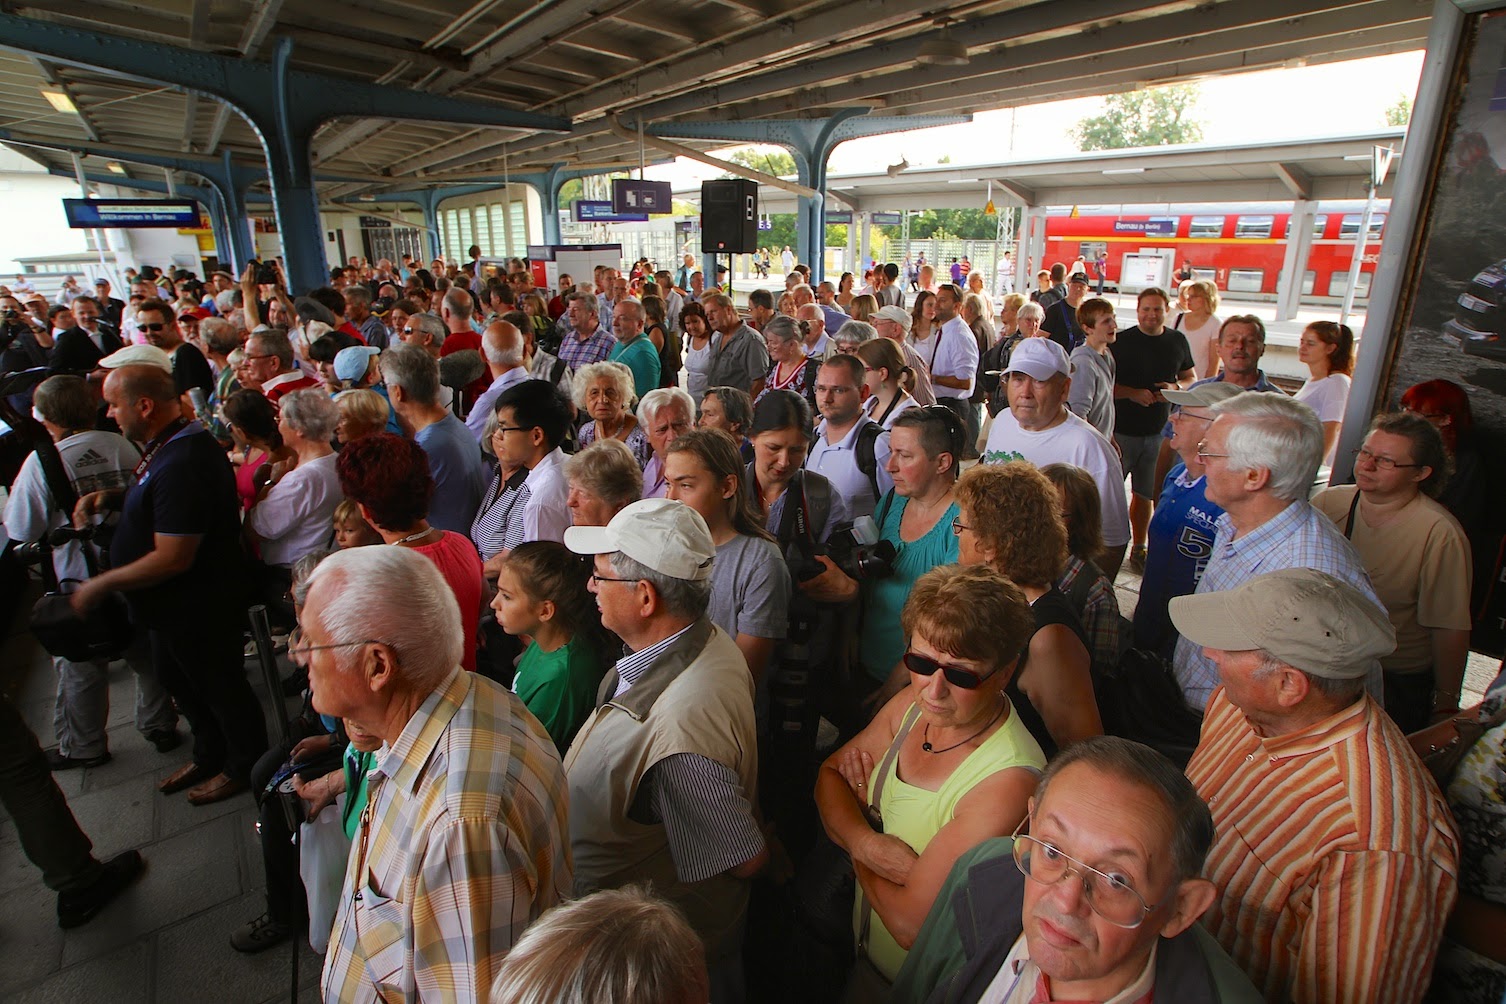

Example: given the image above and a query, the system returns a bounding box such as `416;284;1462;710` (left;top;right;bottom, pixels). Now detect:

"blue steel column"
219;151;256;270
0;13;570;293
515;165;569;246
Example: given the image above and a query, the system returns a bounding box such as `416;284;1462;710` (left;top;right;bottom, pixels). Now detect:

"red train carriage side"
1040;203;1386;300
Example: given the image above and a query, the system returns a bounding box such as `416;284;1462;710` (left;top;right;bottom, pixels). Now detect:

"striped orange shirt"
1185;689;1459;1003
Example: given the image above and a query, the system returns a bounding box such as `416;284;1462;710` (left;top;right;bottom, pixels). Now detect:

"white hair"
306;546;462;690
1017;301;1045;323
571;360;637;409
483;321;525;367
1212;392;1325;502
637;386;695;429
278;387;340;441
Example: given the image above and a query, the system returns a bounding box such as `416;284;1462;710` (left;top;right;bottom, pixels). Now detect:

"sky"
648;51;1427;187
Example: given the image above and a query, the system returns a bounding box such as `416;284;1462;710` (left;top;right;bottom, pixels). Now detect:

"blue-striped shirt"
1173;499;1384;710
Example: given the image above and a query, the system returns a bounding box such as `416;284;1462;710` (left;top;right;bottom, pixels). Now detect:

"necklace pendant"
922;742;933;752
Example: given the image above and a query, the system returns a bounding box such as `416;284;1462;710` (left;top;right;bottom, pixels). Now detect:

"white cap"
874;305;912;332
564;498;716;581
99;344;173;373
1004;337;1070;380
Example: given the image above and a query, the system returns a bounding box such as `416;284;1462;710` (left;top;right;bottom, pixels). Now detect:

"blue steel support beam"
0;13;570;292
641;111;969;284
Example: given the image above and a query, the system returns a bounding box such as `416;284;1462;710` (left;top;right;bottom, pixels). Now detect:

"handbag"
1411;700;1506;788
28;540;134;664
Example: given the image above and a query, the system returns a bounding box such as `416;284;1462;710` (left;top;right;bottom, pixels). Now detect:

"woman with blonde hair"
849;293;879;325
333;388;390;444
1173;278;1223;379
856;338;917;430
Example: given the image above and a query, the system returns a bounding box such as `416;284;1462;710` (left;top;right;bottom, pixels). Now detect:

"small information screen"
62;198;200;228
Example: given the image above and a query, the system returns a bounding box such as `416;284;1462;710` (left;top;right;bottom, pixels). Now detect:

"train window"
1227;269;1265;293
1339;214;1386;239
1079;241;1107;260
1284;215;1329;239
1234;216;1274;239
1189;216;1224;238
1327;271;1372;298
1303;270;1316;295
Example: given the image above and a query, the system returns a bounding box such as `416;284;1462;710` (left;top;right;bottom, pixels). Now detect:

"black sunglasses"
136;322;166;332
903;650;995;690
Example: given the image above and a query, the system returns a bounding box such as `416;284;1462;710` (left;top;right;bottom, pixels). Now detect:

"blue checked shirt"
1172;500;1385;711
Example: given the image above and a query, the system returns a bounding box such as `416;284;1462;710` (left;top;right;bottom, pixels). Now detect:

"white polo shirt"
808;415;893;519
924;315;980;400
517;447;572;545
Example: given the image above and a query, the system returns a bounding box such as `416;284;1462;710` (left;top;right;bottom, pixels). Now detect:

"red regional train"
1039;201;1389;300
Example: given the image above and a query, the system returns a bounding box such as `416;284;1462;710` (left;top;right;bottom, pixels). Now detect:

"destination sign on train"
62;198;200;228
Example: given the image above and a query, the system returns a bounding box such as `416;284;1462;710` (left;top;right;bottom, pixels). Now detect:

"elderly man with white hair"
466;320;529;440
310;546;570;1003
564;499;766;1002
1172;392;1383;713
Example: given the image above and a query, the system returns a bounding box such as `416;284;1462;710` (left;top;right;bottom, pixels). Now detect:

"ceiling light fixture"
40;87;77;114
917;20;969;67
107;162;126;174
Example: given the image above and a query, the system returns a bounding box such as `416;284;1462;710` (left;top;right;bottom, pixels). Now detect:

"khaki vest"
562;618;759;958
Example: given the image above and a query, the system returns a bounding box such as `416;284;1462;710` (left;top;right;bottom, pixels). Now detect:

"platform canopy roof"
0;0;1430;198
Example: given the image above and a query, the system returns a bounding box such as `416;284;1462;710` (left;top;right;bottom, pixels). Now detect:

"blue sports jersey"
1133;463;1224;655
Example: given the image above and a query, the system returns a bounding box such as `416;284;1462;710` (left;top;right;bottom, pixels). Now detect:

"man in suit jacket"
50;296;123;374
92;280;125;330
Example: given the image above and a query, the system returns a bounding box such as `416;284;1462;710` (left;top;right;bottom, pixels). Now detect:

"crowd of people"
0;249;1499;1004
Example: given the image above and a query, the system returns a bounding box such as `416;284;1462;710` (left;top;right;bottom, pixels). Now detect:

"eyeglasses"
493;424;533;435
243;353;275;362
589;573;641;587
1401;406;1447;422
1352;446;1424;471
1171;407;1215;424
291;637;379;655
1011;824;1157;928
1195;440;1229;461
950;514;971;536
136;322;166;332
902;650;996;690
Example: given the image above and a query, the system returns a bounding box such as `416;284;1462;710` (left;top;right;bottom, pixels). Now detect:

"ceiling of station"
0;0;1432;200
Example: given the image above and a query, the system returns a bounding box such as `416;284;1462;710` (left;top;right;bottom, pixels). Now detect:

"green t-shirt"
608;335;661;399
514;634;605;754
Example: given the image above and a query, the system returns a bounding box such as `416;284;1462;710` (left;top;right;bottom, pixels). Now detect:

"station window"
490;205;508;256
1338;214;1386;239
1227;269;1265;293
1234;216;1274;239
457;211;474;255
474;210;491;256
1327;270;1372;298
509;202;527;257
1189;215;1224;239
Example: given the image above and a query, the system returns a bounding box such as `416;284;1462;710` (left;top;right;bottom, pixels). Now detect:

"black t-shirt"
110;424;246;627
1042;298;1083;351
1108;326;1195;436
171;343;216;399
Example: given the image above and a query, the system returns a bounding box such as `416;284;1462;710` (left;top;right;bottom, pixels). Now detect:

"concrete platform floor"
0;595;322;1004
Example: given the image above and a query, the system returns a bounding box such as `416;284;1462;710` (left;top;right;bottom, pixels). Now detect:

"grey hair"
562;438;642;512
214;289;237;314
248;328;294;369
483;321;525;367
1252;650;1366;703
791;283;814;300
1213;392;1324;502
278;387;340;442
609;552;710;620
306;546;463;691
343;284;372;307
488;886;708;1004
637;386;696;429
763;314;802;346
442;286;474;319
200;316;239;355
571;360;636;410
408;312;447;348
702;292;734;312
380;342;442;406
1017;301;1045;323
290;549;332;608
833;320;875;346
1034;736;1215;883
614;298;644;323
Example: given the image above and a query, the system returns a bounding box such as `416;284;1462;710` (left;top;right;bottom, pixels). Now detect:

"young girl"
331;499;381;549
490;542;606;753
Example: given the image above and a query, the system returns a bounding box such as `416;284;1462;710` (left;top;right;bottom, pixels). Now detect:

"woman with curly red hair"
336;433;484;673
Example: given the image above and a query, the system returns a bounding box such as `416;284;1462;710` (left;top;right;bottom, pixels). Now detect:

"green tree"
722;146;798;180
1072;84;1204;151
907;208;996;240
1385;94;1412;127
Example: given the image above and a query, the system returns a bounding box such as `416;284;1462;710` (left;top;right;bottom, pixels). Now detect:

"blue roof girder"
0;14;570;290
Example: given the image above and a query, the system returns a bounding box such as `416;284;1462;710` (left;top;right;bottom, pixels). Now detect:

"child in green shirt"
491;541;607;753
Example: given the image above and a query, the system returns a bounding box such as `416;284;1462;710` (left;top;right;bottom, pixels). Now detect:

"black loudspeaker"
701;179;758;253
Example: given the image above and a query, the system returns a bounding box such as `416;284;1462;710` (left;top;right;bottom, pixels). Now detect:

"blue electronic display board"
62;198;200;228
573;200;649;223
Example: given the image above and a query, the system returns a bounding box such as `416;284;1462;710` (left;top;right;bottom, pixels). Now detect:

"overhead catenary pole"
1340;145;1393;328
71;152;116;290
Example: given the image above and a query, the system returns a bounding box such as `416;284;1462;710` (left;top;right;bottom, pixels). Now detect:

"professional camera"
788;515;896;583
